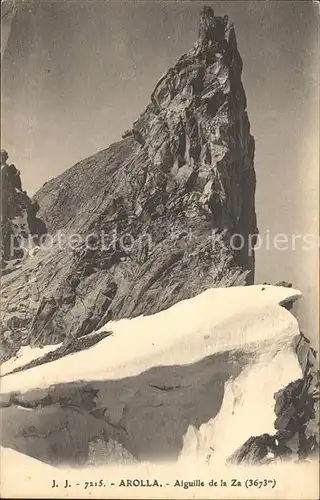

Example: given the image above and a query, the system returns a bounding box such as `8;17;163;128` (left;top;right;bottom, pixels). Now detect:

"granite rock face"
1;7;257;349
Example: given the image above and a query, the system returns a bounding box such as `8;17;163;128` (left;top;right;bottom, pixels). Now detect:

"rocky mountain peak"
0;6;318;480
129;7;257;272
2;10;257;350
198;6;228;41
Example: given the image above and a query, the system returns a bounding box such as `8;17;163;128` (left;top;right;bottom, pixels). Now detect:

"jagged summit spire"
201;5;215;17
198;5;230;44
198;5;215;39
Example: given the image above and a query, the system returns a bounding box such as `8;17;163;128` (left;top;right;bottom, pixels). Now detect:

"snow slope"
1;285;302;394
0;284;305;469
179;339;301;464
0;446;54;472
1;344;61;376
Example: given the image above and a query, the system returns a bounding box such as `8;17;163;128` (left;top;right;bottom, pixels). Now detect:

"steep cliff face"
1;7;257;349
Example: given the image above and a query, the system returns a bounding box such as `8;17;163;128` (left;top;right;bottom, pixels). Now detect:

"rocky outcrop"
0;150;47;268
0;7;257;350
0;150;47;361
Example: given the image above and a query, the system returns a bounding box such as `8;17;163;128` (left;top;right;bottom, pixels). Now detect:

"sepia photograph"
0;0;319;498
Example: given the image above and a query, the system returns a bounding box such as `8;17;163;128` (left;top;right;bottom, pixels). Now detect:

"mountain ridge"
2;6;257;352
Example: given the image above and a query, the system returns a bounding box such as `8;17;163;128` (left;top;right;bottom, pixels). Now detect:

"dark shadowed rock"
227;433;293;465
0;150;47;267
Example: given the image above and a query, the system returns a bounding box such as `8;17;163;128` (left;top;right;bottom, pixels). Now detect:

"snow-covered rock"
0;285;309;468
